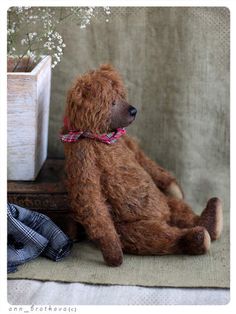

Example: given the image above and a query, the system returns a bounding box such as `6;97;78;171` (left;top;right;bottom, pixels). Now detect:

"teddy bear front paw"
102;249;123;267
199;197;223;241
165;181;184;200
100;240;123;266
179;226;211;254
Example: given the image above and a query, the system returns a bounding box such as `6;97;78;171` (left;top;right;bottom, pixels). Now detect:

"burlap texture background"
48;7;230;210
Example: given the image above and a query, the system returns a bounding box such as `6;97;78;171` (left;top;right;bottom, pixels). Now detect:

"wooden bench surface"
8;158;66;194
8;158;68;211
7;158;85;239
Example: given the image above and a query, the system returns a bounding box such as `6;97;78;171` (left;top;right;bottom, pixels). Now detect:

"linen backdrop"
47;7;229;211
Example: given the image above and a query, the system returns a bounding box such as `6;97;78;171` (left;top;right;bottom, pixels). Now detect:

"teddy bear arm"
137;150;184;198
68;168;123;266
123;135;184;199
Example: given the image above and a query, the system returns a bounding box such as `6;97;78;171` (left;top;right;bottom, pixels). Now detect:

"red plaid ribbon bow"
60;117;126;145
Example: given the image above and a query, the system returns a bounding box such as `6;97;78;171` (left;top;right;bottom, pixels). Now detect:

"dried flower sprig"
7;7;111;71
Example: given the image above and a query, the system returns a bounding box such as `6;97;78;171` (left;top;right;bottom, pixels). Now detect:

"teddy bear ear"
99;63;116;73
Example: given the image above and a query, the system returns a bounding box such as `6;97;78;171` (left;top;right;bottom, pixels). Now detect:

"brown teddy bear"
61;64;223;266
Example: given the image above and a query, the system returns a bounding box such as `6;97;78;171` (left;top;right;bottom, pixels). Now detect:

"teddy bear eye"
112;101;116;106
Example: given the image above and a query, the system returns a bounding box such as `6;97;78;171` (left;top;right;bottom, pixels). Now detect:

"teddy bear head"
64;64;137;133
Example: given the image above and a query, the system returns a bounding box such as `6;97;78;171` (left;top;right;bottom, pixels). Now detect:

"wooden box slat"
7;56;51;180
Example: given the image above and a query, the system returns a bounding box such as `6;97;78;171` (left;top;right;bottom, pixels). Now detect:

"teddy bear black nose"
128;106;137;117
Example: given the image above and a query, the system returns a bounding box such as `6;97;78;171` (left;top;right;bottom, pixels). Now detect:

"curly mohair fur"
63;64;223;266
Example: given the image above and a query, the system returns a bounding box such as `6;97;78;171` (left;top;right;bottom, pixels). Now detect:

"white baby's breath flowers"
21;39;27;45
8;7;111;70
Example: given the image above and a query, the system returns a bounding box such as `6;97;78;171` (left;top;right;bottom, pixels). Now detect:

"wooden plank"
8;159;66;193
7;74;37;180
7;56;51;78
7;193;68;211
35;58;51;177
7;182;66;194
7;158;86;239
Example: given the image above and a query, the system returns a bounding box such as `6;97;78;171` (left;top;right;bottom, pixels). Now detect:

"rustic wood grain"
7;56;52;180
7;158;86;240
8;159;65;193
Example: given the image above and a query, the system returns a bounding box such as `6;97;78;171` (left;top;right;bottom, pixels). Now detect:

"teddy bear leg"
117;221;210;255
167;197;223;241
198;197;223;241
167;197;200;228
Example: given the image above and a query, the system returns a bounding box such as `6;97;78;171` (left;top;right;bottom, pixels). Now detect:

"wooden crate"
7;56;51;180
7;158;86;240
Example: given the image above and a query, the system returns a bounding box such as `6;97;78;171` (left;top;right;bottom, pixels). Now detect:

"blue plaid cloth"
7;203;73;273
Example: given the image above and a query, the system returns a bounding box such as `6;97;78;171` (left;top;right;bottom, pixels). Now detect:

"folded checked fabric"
7;203;73;273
